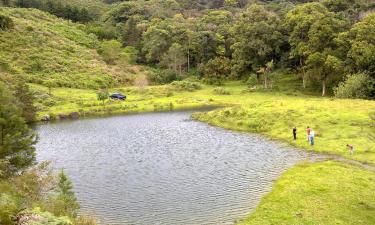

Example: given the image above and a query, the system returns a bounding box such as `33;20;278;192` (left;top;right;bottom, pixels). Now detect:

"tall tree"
0;83;36;177
284;2;347;95
231;4;285;78
14;83;37;123
161;43;186;75
336;13;375;77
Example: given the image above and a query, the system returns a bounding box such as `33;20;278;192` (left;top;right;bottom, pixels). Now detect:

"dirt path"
314;153;375;172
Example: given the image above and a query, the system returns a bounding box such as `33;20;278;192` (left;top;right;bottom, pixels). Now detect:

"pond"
36;110;314;225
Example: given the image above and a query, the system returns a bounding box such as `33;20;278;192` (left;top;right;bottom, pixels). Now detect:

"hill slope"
0;7;132;89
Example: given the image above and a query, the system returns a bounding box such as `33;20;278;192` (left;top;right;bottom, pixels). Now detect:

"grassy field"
237;161;375;225
30;80;375;224
32;81;375;165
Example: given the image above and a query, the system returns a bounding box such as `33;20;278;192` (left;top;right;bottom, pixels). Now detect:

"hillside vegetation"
0;7;142;89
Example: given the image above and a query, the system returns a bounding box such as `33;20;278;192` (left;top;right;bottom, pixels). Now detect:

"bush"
213;87;231;95
97;40;122;65
246;73;258;86
202;57;231;85
0;15;14;30
148;69;182;84
334;73;375;99
170;80;202;92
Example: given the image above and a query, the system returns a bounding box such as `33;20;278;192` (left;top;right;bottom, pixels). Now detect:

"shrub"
213;87;231;95
170;80;202;92
334;73;375;99
247;73;258;87
97;90;109;105
97;40;122;65
148;69;181;84
202;57;231;85
0;15;14;30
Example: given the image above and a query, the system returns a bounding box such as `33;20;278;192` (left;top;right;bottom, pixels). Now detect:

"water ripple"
36;111;314;225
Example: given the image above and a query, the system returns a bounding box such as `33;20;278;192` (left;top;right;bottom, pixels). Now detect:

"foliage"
284;2;348;95
98;39;122;65
15;0;93;23
334;73;375;99
160;43;186;75
0;14;14;30
0;8;119;89
336;13;375;77
213;87;230;95
0;82;36;177
202;57;231;85
231;4;285;78
14;83;37;123
0;162;95;225
48;170;80;217
170;80;202;91
97;89;109;105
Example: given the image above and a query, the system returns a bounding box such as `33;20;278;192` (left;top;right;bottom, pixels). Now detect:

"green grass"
31;81;375;164
237;161;375;225
0;8;145;89
28;81;375;225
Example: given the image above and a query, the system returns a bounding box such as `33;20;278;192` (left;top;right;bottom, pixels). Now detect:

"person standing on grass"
292;127;297;140
347;144;354;155
306;126;311;141
309;129;315;146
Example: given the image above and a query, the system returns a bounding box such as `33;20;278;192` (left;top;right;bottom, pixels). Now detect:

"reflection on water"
36;111;312;225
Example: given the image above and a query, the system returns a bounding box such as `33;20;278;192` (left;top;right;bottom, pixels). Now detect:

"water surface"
36;111;312;225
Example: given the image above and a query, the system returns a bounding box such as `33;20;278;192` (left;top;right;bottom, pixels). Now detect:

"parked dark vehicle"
109;93;126;100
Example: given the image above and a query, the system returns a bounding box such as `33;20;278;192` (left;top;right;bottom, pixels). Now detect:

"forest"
0;0;375;224
0;0;374;98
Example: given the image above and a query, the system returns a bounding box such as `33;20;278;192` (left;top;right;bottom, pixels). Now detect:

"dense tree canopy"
4;0;374;98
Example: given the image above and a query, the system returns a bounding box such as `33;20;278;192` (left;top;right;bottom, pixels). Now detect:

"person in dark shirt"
292;127;297;140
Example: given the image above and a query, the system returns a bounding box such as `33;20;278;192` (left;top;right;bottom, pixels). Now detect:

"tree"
98;40;122;65
334;73;375;99
142;25;172;63
160;43;186;76
122;16;142;47
306;53;343;96
284;2;347;95
14;83;37;123
97;90;109;106
258;60;274;89
231;4;285;78
53;170;80;217
0;83;36;177
336;13;375;77
202;57;231;85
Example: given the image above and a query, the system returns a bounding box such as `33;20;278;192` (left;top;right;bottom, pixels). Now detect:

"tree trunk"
174;56;177;73
264;74;268;89
300;58;306;89
187;48;190;72
322;79;326;96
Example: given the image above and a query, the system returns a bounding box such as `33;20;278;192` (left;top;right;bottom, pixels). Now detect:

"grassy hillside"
0;7;141;89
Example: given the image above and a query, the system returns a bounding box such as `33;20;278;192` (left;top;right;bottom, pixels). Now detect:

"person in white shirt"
309;130;315;146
